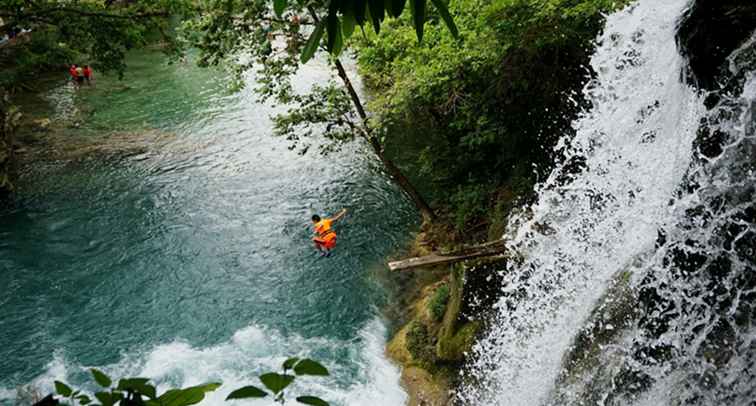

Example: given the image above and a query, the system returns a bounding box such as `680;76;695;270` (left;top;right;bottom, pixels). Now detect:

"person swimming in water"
311;209;347;256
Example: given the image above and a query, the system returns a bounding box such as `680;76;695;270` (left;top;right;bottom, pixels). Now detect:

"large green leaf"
301;21;325;64
367;0;385;33
341;12;356;40
157;383;221;406
353;0;367;26
90;369;112;388
293;359;329;376
117;378;156;399
94;391;121;406
225;386;268;400
259;373;295;395
296;396;330;406
282;357;300;371
326;11;339;52
54;381;72;397
429;0;458;38
389;0;407;17
410;0;427;41
274;0;287;16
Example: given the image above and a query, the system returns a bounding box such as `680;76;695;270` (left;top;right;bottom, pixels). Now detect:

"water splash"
0;318;406;406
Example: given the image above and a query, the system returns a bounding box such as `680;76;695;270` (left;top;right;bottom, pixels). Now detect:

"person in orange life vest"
311;209;347;256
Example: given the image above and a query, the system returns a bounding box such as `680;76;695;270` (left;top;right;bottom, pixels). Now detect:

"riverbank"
381;221;511;405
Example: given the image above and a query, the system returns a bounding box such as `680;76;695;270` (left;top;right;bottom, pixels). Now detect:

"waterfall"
460;0;755;404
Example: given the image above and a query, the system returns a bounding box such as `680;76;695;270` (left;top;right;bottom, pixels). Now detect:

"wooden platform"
388;240;508;271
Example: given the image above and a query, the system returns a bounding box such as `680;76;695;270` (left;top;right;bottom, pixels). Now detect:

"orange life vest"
314;219;336;241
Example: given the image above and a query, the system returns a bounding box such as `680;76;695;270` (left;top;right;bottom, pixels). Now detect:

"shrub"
428;284;451;321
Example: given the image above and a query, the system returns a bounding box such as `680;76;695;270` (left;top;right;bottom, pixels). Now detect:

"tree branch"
0;7;168;22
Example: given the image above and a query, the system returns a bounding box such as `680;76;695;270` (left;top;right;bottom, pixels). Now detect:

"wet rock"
677;0;756;91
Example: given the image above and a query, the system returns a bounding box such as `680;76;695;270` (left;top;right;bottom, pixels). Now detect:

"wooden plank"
388;240;508;271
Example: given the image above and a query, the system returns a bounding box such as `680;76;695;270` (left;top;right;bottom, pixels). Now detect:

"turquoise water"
0;52;415;405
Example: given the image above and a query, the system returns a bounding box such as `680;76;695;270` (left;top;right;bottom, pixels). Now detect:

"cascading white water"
460;0;755;404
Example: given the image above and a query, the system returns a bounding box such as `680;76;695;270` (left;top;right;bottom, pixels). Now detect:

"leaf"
274;0;287;16
259;373;295;394
410;0;427;41
296;396;330;406
90;369;112;388
296;395;329;406
333;20;344;56
301;21;325;64
341;12;356;40
192;383;222;393
389;0;407;17
157;383;220;406
77;395;91;405
282;357;300;371
293;359;329;376
429;0;458;38
367;0;385;33
225;386;268;400
118;378;157;400
54;381;72;397
353;0;367;26
94;391;121;406
326;11;339;52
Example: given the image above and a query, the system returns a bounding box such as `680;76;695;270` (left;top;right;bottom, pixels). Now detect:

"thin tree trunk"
305;11;436;220
331;59;436;220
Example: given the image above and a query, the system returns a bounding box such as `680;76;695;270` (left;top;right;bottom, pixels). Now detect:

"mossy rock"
387;323;412;365
436;321;479;362
400;366;451;406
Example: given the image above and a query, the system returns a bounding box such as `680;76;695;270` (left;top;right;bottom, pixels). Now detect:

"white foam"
459;0;703;404
2;318;405;406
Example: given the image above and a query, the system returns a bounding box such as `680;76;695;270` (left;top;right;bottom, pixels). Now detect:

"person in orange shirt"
311;209;347;256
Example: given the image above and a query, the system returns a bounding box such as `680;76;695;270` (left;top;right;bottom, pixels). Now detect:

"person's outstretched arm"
331;209;348;222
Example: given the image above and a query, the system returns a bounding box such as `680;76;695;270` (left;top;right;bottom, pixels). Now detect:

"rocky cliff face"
677;0;756;91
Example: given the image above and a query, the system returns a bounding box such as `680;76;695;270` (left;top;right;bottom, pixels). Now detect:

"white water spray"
458;0;731;403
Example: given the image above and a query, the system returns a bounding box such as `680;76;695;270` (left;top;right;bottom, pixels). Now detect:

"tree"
0;0;189;198
0;0;191;81
186;0;452;221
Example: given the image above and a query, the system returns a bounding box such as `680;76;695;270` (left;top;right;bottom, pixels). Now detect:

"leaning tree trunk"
332;56;437;221
306;8;436;222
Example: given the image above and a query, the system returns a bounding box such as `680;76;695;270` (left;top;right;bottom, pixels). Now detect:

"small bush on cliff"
429;284;451;321
406;321;438;369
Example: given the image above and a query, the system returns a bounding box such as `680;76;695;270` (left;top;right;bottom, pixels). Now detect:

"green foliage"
51;357;330;406
428;283;451;321
272;83;356;155
91;369;112;388
0;0;190;88
226;386;268;400
356;0;628;229
406;321;437;368
449;184;490;231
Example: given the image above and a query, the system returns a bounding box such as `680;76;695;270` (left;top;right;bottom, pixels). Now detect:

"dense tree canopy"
0;0;189;87
355;0;627;232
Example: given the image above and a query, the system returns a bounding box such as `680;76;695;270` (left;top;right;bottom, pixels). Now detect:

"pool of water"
0;51;416;405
